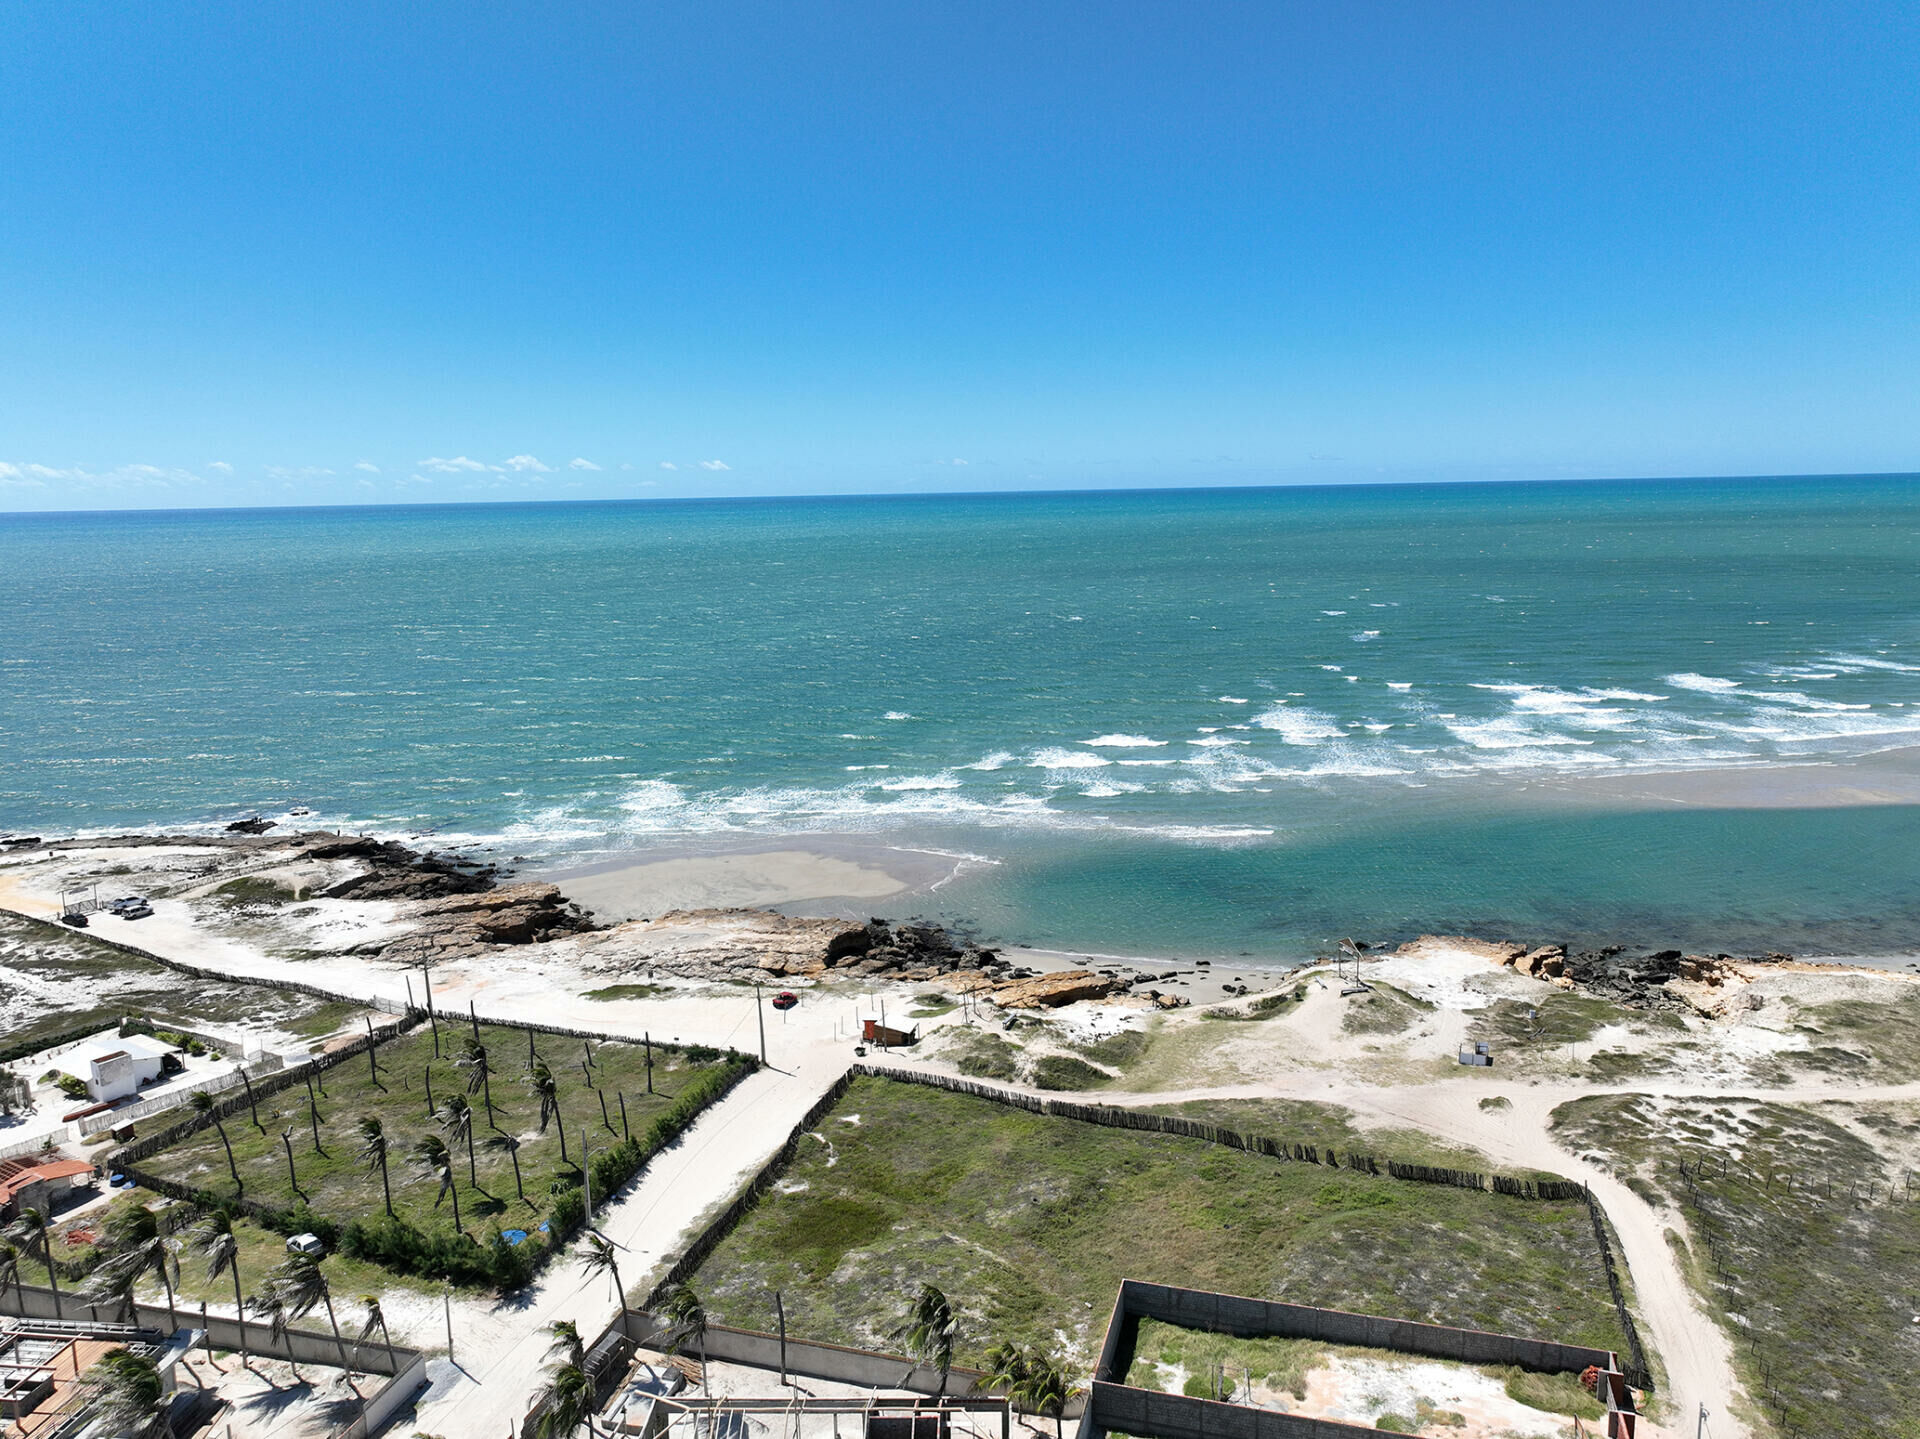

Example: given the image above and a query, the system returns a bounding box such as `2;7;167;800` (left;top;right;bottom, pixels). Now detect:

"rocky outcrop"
224;816;276;834
987;969;1118;1009
313;837;499;901
1513;945;1567;979
378;882;596;965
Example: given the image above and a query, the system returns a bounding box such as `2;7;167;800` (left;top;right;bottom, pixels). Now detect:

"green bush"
55;1073;89;1100
1031;1055;1108;1090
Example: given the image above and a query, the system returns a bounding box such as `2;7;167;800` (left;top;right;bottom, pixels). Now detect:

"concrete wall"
1114;1280;1616;1377
0;1283;428;1437
1089;1381;1388;1439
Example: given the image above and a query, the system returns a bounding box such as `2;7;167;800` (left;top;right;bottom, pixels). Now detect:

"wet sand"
1508;744;1920;809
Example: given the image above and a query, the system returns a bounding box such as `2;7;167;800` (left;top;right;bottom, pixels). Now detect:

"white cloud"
659;461;678;471
266;465;335;481
417;456;491;473
354;460;381;474
208;460;234;473
567;457;601;471
697;459;730;471
503;454;552;473
0;460;202;490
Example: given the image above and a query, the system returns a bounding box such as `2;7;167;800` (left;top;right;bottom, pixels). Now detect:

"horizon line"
2;467;1914;521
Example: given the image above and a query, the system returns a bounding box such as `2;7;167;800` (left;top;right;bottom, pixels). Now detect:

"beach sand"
531;838;977;922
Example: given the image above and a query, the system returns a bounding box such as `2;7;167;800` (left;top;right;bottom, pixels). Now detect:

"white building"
83;1033;178;1103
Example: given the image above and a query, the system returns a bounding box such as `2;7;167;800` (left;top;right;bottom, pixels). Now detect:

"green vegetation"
1477;1096;1511;1112
1127;1318;1323;1400
1500;1366;1604;1420
139;1020;749;1287
1469;993;1649;1051
213;876;301;907
946;1028;1021;1081
1768;991;1920;1082
1340;983;1434;1037
908;994;960;1019
1030;1055;1109;1091
1552;1094;1920;1438
693;1077;1626;1366
0;912;353;1058
583;983;674;1003
1141;1098;1497;1174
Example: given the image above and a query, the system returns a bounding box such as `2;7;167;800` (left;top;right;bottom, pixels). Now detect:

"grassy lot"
1340;982;1434;1037
1124;1318;1604;1422
1551;1094;1920;1438
0;912;356;1061
140;1020;742;1257
691;1077;1628;1369
1754;990;1920;1084
1137;1098;1498;1174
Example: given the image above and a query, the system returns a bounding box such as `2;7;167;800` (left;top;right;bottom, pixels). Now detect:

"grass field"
1137;1098;1498;1174
1552;1094;1920;1438
140;1019;740;1249
0;911;355;1060
690;1077;1629;1369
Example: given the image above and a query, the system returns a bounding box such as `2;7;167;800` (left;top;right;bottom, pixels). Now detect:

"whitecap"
1352;630;1380;642
1217;696;1249;704
1081;734;1168;748
961;751;1017;771
1252;706;1344;745
1664;673;1741;693
883;711;914;720
1322;610;1346;616
877;774;961;791
1386;682;1413;691
1029;747;1112;769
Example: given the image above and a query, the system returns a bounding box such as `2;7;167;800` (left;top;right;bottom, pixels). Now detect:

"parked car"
286;1233;326;1258
60;911;88;928
771;991;799;1010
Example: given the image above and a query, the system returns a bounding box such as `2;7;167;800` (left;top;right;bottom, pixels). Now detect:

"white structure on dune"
83;1033;179;1103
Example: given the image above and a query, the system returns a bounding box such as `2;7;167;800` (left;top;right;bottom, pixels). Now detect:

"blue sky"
1;2;1916;510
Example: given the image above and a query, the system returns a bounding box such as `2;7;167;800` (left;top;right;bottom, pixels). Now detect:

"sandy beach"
1507;743;1920;810
531;837;982;922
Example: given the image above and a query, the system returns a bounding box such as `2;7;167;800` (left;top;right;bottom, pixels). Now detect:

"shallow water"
4;475;1917;958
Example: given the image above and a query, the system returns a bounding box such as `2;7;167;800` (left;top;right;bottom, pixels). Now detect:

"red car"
771;991;798;1010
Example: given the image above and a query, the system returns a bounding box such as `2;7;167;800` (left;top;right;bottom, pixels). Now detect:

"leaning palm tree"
92;1347;174;1438
537;1361;596;1439
658;1282;708;1396
893;1282;957;1391
412;1134;463;1233
0;1242;21;1309
437;1093;478;1187
260;1251;353;1376
525;1058;568;1164
547;1319;585;1369
485;1132;528;1204
578;1233;627;1323
192;1090;243;1193
251;1292;303;1384
358;1296;397;1375
184;1211;247;1366
457;1034;497;1129
355;1117;395;1218
87;1204;180;1328
1005;1349;1077;1439
2;1206;62;1317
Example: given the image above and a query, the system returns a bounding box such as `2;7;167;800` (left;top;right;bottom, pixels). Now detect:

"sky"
1;2;1916;511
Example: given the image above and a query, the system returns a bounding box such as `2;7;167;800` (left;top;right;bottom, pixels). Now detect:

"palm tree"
92;1347;173;1437
261;1251;353;1376
192;1091;243;1193
358;1295;396;1375
87;1204;180;1328
546;1319;585;1369
578;1233;627;1323
2;1206;62;1317
658;1282;707;1396
0;1242;21;1309
184;1211;247;1366
537;1361;596;1439
251;1292;303;1384
894;1283;957;1391
983;1341;1029;1396
485;1132;528;1204
1003;1349;1077;1439
437;1093;478;1187
412;1134;463;1233
526;1058;569;1164
356;1117;394;1218
457;1034;497;1128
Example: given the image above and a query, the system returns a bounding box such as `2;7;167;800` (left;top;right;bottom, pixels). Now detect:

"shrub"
55;1073;89;1100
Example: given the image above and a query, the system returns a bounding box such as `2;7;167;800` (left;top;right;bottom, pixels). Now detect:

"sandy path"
409;1039;848;1439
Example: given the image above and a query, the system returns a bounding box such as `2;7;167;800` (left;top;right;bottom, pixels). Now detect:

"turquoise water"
4;476;1918;958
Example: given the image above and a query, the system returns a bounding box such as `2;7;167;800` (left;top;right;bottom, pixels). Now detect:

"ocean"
5;475;1919;960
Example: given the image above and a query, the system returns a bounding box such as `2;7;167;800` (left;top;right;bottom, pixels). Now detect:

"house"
82;1033;179;1103
0;1157;94;1223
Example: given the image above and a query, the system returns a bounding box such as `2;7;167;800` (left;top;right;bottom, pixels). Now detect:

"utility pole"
774;1289;788;1387
755;982;768;1065
582;1126;594;1224
444;1285;454;1361
1697;1403;1709;1439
